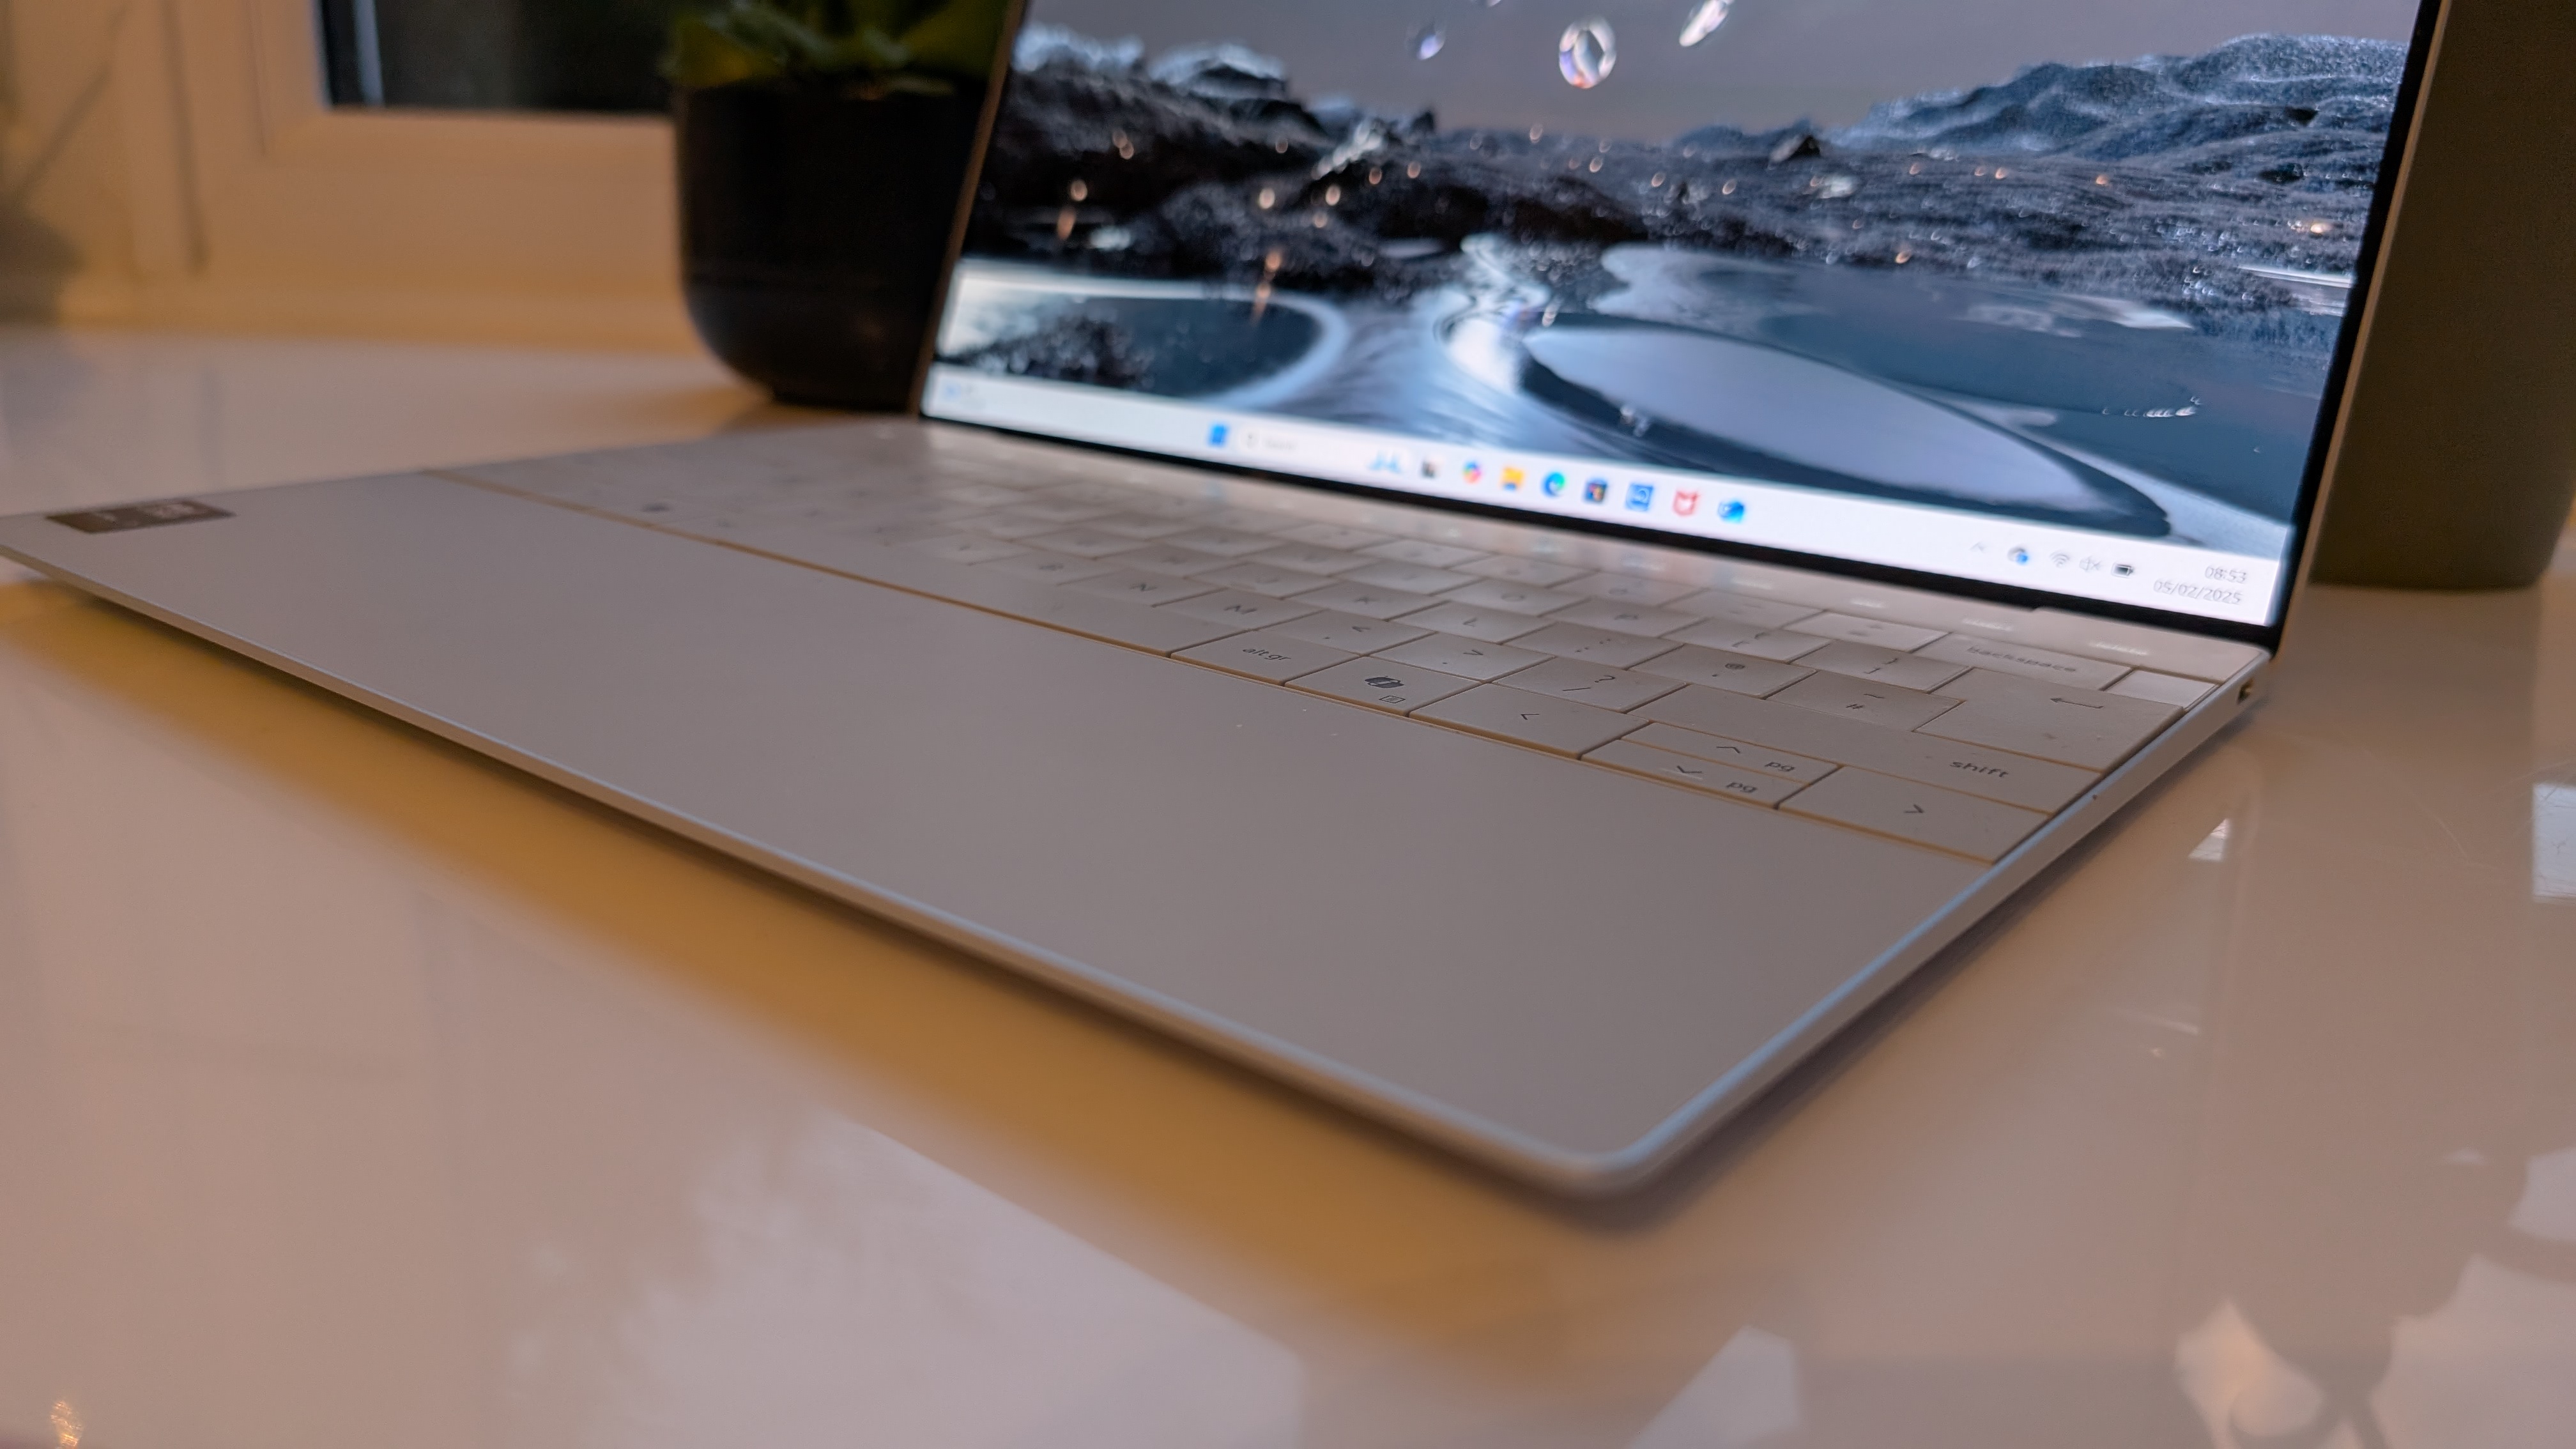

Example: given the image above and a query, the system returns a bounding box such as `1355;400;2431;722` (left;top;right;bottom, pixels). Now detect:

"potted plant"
666;0;1009;408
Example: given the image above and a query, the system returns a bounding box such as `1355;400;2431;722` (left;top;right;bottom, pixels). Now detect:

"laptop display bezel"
916;0;2454;653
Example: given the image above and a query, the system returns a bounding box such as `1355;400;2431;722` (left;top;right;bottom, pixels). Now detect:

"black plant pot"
677;78;985;410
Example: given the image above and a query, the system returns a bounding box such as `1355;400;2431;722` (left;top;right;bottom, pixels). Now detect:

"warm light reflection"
593;1114;1303;1447
50;1401;80;1449
2175;1301;2327;1448
1627;1327;1801;1449
2534;785;2576;900
2509;1146;2576;1241
2375;1252;2576;1448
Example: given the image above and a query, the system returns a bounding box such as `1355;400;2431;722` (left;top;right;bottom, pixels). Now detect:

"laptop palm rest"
0;470;1981;1184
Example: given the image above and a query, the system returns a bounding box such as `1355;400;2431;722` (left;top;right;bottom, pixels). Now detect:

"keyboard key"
714;493;881;530
1089;512;1198;540
1937;670;2147;714
1619;721;1838;784
1667;590;1822;629
937;572;1248;654
1375;632;1549;682
1290;658;1478;714
1458;555;1591;586
1158;589;1321;629
851;519;968;547
1192;507;1298;534
1346;560;1479;595
1115;544;1237;577
2024;610;2266;683
1414;684;1637;756
1266;610;1434;652
793;498;967;532
1551;599;1698;638
1497;532;1598;564
1510;622;1676;668
1389;601;1547;643
1915;634;2130;690
1563;572;1699;606
2108;670;2214;707
929;482;1028;508
1772;672;1962;730
1175;629;1356;682
1781;769;2046;862
1066;570;1221;606
1248;542;1372;575
1160;526;1282;557
1011;499;1117;525
820;498;983;534
1601;547;1711;582
976;550;1117;585
1798;640;1971;693
1786;613;1948;650
1494;656;1684;712
1195;560;1335;597
1693;567;1990;630
1638;685;2097;812
1402;516;1518;552
1914;690;2178;771
1361;539;1486;568
1632;644;1813;698
970;508;1095;540
1097;492;1209;518
1662;618;1830;660
1585;739;1810;806
1291;579;1445;619
1279;522;1394;551
1026;526;1148;558
1020;482;1140;510
1443;579;1585;616
1933;667;2058;701
904;534;1029;565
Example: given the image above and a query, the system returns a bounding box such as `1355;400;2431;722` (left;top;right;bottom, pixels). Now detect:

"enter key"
1914;687;2181;771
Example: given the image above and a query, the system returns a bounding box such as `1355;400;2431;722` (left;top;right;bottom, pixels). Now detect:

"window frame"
115;0;689;346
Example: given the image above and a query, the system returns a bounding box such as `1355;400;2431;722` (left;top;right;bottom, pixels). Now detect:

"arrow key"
1619;721;1838;784
1781;767;2047;861
1413;682;1637;755
1584;739;1811;806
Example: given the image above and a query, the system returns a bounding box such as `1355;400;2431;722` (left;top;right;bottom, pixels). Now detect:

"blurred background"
0;0;718;349
312;0;693;112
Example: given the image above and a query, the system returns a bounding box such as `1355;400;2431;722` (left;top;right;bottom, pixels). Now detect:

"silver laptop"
0;0;2439;1191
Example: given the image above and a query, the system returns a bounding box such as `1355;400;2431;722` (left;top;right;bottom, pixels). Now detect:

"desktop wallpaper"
933;0;2426;558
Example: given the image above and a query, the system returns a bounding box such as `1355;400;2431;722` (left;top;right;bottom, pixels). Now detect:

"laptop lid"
922;0;2443;648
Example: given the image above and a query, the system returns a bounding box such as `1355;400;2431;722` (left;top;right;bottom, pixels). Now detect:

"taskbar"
923;367;2284;627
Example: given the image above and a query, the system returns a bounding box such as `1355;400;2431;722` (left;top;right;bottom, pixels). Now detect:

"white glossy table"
4;325;2572;1449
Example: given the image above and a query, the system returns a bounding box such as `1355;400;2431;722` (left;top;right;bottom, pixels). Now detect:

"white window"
13;0;686;346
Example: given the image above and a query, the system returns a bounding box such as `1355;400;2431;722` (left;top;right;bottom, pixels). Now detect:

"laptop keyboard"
447;423;2259;864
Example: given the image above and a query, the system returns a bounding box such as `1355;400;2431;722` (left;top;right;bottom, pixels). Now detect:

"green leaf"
838;24;912;72
847;0;919;35
663;13;783;86
664;0;1003;86
896;0;1007;79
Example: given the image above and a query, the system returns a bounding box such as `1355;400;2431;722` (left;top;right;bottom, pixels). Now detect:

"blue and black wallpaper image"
937;0;2425;556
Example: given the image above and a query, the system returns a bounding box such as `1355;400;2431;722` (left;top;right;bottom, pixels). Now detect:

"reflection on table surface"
3;326;2573;1448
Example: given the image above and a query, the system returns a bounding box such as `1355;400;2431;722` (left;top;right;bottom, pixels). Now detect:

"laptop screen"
922;0;2433;632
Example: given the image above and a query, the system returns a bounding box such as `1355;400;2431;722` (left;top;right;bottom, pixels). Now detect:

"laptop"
0;0;2442;1192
